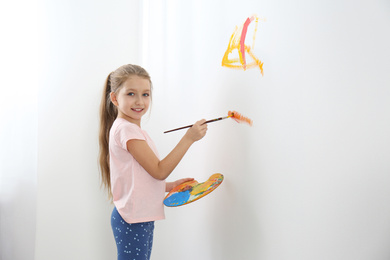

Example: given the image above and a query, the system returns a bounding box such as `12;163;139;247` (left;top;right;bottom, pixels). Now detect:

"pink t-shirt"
109;118;165;223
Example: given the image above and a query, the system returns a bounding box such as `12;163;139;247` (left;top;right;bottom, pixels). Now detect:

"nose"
135;94;143;106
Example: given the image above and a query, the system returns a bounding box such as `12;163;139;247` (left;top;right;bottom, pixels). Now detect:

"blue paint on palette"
163;190;191;206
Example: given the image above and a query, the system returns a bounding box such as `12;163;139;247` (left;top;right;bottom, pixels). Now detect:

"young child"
99;64;207;260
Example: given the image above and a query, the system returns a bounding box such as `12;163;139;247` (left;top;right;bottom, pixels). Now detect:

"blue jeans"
111;207;155;260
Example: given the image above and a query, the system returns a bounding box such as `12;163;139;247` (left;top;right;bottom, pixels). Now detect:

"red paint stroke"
240;16;255;69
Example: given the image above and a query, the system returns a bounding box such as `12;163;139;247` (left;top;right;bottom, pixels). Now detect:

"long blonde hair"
99;64;152;199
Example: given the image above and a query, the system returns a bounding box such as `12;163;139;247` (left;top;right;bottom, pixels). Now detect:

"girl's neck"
117;115;141;128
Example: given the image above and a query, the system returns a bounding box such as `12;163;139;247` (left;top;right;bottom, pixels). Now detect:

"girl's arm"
127;119;207;180
166;178;194;192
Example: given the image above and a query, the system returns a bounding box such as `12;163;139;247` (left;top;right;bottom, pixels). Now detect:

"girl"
99;64;207;260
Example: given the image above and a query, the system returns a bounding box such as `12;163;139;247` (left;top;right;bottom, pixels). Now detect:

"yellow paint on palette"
164;174;224;207
222;15;265;75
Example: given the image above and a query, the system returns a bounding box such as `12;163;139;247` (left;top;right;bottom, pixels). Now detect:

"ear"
110;92;119;107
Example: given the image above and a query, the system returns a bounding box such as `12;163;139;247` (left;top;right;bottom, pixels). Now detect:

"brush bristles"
228;110;253;126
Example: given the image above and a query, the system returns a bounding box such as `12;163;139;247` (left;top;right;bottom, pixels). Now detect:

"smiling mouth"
132;108;144;112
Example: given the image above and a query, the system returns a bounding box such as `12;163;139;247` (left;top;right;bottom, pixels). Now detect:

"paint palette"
164;174;224;207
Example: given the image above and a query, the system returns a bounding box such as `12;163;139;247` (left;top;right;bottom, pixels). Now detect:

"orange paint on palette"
164;174;224;207
222;15;264;75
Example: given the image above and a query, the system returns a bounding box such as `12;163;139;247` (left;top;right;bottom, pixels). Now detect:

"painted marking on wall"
222;15;265;75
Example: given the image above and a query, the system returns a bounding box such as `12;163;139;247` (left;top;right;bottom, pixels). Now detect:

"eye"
143;93;150;97
127;92;135;96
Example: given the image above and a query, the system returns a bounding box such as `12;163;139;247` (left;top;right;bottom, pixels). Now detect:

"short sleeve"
114;121;146;150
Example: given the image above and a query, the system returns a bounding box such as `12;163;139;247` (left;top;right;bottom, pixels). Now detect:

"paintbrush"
164;110;252;134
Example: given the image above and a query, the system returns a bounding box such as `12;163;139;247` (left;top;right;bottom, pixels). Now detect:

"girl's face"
110;76;151;126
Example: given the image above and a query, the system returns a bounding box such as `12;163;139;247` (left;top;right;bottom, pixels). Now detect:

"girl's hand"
174;177;194;187
166;178;194;192
184;119;208;142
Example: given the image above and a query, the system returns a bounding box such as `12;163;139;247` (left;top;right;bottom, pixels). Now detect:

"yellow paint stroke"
222;15;264;75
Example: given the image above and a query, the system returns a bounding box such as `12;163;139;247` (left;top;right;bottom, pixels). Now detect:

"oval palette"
164;173;224;207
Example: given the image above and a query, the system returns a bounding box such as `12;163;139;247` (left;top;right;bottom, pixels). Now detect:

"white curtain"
0;1;43;259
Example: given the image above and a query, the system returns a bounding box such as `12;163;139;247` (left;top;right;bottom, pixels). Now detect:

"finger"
178;178;194;185
198;119;207;125
191;121;200;128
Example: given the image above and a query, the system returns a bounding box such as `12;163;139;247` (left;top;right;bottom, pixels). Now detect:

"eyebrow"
124;88;150;92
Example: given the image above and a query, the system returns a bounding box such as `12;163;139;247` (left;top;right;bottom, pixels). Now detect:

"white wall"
144;0;390;260
3;0;389;260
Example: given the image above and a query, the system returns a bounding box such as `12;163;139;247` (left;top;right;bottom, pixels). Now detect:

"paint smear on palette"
164;174;224;207
222;15;265;75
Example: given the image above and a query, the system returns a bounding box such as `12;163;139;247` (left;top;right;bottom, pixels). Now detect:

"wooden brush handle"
164;116;228;134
